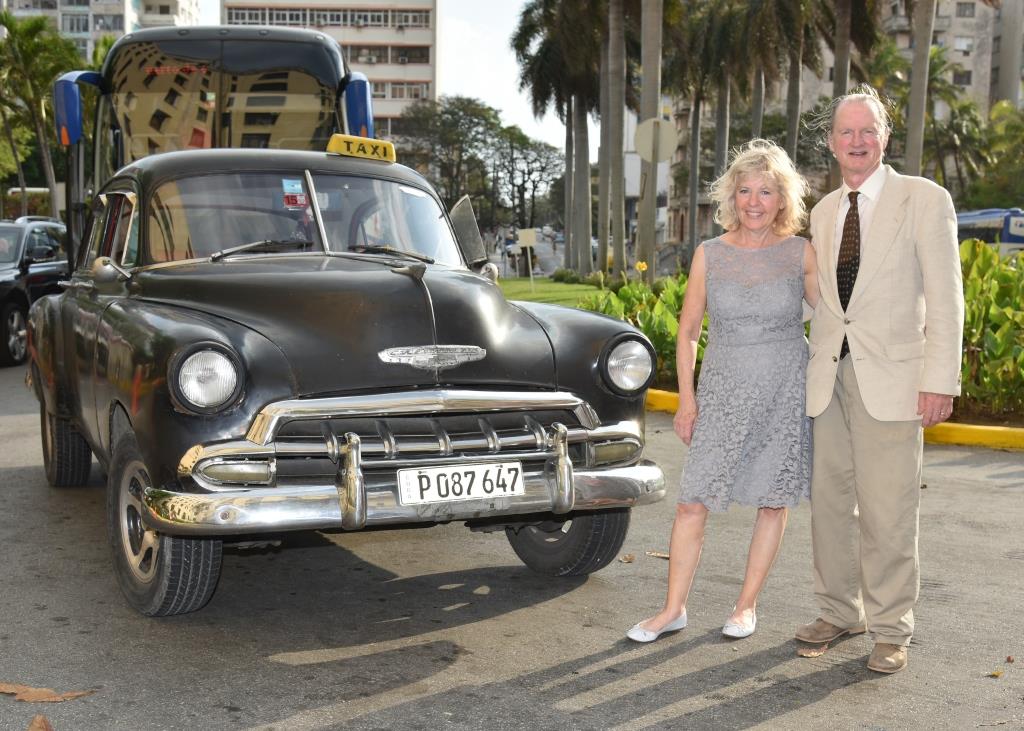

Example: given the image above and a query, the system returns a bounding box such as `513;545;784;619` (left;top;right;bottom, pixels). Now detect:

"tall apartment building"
2;0;199;59
882;0;1023;115
221;0;438;138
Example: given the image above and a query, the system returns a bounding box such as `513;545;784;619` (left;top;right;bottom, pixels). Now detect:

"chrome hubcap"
119;458;160;583
7;309;26;361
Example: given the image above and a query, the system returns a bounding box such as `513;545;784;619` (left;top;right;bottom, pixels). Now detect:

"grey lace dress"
678;236;812;512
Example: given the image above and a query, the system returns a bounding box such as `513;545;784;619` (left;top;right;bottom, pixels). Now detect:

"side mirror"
449;195;488;268
91;256;131;285
477;261;499;282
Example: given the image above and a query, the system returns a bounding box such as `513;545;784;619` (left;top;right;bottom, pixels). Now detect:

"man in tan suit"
795;87;964;674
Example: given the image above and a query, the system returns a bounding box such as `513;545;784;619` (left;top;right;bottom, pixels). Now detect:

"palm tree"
0;12;80;220
903;0;936;175
608;0;627;276
0;68;31;219
635;0;664;283
932;98;988;199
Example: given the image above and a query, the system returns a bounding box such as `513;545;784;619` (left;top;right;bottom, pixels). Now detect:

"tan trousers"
811;356;923;646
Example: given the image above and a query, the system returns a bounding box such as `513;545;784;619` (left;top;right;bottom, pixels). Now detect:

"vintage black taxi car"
28;135;666;616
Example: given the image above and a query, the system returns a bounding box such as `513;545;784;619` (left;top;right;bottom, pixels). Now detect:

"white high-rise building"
221;0;438;138
2;0;199;59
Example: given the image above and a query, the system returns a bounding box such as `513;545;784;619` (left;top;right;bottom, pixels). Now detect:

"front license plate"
397;462;525;505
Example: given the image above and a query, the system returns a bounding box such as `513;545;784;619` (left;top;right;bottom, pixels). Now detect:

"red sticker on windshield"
283;193;308;208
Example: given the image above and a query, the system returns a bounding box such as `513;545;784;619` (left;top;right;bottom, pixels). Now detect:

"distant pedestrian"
627;139;817;643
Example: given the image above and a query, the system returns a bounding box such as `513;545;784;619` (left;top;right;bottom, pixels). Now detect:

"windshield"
0;226;23;264
145;172;462;266
312;174;462;266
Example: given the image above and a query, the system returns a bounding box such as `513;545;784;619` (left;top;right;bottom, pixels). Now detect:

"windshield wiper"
210;239;314;262
348;245;434;264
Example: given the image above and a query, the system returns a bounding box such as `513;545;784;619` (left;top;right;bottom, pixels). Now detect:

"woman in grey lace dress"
628;140;819;643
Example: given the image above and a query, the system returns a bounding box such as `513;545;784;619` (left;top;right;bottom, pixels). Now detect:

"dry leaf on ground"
1007;656;1015;663
986;670;1004;678
618;554;635;563
644;550;670;560
0;683;94;703
27;715;55;731
796;643;830;658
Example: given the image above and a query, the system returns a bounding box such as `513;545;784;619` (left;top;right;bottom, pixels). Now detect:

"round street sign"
634;117;675;163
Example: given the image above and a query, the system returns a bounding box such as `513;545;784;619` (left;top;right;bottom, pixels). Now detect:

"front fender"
27;294;64;416
511;301;652;427
95;301;297;487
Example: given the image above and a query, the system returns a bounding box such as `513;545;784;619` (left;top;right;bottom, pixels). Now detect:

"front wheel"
107;433;223;616
506;508;631;576
1;302;28;366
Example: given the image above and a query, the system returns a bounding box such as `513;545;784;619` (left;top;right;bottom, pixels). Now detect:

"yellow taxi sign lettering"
326;133;397;162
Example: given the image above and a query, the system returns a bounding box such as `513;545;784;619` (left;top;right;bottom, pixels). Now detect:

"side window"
78;196;116;272
47;227;69;261
108;193;137;265
27;229;54;260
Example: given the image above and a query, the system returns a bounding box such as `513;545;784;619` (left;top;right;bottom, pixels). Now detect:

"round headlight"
177;349;239;409
604;339;654;394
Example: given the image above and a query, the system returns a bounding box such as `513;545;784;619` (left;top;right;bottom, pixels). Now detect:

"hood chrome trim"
378;344;485;371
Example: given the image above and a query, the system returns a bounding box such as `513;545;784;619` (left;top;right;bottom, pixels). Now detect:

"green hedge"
577;240;1023;424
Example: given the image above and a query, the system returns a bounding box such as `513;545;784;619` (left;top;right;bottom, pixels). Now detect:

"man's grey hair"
808;84;896;149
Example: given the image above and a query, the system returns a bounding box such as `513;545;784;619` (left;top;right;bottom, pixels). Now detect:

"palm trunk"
598;34;611;275
713;73;730;236
564;96;574;270
573;94;592;274
636;0;663;284
0;104;30;218
30;103;61;221
687;91;702;261
905;0;937;176
751;68;764;139
609;0;627;277
785;31;803;161
830;0;852;189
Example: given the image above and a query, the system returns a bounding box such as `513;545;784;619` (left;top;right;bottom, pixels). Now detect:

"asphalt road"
0;363;1021;731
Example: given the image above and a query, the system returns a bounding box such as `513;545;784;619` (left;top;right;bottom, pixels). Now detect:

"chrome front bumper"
142;460;665;536
141;388;666;536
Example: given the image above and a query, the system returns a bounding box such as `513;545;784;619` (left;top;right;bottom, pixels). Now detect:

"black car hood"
133;255;556;395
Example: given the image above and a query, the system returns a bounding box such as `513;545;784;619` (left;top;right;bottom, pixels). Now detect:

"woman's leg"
638;502;709;631
728;506;789;624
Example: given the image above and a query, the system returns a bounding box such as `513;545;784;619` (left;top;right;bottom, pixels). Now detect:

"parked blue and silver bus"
956;208;1024;257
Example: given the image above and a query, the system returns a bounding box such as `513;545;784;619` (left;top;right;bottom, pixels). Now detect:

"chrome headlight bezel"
168;343;244;415
599;334;656;396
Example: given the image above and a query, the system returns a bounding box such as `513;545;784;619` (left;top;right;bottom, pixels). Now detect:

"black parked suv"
0;219;69;366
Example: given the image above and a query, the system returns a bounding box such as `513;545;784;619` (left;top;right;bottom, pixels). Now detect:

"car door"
61;190;135;449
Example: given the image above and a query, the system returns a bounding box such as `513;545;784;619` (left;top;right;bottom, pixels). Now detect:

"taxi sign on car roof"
327;133;396;163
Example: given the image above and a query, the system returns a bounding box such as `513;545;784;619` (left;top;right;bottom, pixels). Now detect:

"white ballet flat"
722;610;756;639
626;611;688;643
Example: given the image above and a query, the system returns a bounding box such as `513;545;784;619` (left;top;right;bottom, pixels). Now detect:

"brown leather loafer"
867;642;907;674
794;617;867;644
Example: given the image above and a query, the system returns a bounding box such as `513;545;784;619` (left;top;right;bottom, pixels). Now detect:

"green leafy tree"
963;101;1024;209
0;11;80;219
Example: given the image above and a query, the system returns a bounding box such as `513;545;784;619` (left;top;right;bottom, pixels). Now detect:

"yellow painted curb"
645;389;1024;451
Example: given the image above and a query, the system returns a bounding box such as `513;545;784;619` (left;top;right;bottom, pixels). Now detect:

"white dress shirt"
832;163;888;268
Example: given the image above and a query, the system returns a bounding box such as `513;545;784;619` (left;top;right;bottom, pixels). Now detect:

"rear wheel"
107;433;223;616
506;508;631;576
39;388;93;487
1;302;28;366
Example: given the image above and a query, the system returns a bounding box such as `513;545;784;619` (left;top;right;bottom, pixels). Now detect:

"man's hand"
918;392;954;428
673;400;699;445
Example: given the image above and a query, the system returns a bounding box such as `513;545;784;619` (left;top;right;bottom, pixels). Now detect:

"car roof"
114;148;434;194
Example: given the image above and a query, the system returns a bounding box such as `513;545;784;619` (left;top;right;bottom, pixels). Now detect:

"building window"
350;10;387;27
953;69;972;86
270;8;305;26
390;82;429;100
394;10;430;28
94;14;124;31
371;82;386;99
61;0;89;7
953;36;973;55
991;67;999;84
394;46;429;64
992;36;1000;54
227;8;265;25
62;14;89;33
955;2;974;17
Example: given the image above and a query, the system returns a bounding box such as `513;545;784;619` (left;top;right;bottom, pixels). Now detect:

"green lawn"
498;277;600;308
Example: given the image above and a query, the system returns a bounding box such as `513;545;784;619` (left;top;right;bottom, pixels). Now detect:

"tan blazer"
807;166;964;421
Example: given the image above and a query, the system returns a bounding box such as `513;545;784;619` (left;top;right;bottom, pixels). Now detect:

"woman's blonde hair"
709;139;808;236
